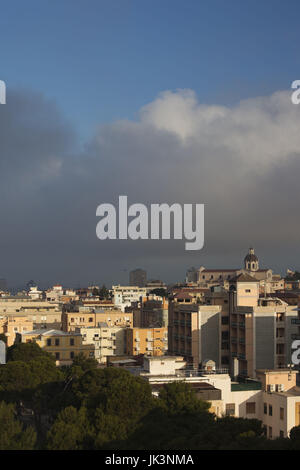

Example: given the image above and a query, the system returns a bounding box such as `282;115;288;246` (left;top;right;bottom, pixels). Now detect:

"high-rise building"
168;302;222;368
129;269;147;287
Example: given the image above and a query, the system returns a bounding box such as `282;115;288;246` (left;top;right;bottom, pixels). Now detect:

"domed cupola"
244;247;259;271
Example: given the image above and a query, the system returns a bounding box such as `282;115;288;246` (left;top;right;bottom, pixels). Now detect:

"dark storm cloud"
0;88;300;287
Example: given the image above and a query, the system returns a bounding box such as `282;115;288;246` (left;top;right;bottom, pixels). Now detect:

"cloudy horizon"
0;86;299;288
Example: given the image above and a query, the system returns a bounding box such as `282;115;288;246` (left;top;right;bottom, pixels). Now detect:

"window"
70;351;74;359
226;404;235;416
245;289;251;293
55;338;60;346
47;339;51;346
89;317;93;322
280;431;284;438
246;402;256;414
269;426;272;439
280;407;284;420
221;355;229;365
264;403;267;414
269;405;273;416
70;338;74;346
221;316;229;325
55;352;60;360
222;331;229;340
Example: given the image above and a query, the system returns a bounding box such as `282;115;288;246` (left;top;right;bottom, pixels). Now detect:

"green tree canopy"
0;401;36;450
7;341;54;363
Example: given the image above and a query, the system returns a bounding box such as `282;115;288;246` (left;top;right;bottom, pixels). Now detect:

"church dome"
244;253;258;263
244;248;259;271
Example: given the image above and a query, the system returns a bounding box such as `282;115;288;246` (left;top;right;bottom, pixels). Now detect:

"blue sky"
1;0;299;140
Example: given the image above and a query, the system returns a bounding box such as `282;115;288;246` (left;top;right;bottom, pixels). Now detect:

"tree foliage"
0;401;36;450
2;343;300;450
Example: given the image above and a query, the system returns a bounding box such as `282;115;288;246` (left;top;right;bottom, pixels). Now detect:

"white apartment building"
112;285;147;312
76;323;126;363
126;356;300;439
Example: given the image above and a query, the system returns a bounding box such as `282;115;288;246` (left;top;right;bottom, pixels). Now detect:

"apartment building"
75;323;126;363
46;285;79;303
168;302;222;368
129;269;147;287
0;297;62;330
0;314;33;346
171;287;209;304
0;297;61;313
140;297;168;328
17;329;95;365
80;300;115;310
206;286;230;369
112;285;147;312
125;327;168;356
229;274;298;378
62;309;133;332
201;274;298;379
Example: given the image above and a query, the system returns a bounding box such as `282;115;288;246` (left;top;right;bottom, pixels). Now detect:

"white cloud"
1;87;300;284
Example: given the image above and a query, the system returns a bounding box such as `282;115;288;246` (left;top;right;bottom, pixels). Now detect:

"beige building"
75;323;126;363
140;297;168;328
0;296;62;330
201;273;298;378
17;329;95;365
228;274;298;378
125;327;168;356
62;309;133;332
168;302;222;368
0;314;33;346
196;248;283;294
